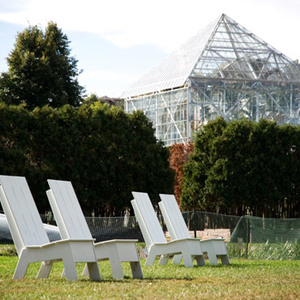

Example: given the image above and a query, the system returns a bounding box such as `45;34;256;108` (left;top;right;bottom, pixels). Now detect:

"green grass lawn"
0;253;299;299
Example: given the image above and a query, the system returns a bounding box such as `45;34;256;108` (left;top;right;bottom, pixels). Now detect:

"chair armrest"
95;239;138;246
26;238;96;249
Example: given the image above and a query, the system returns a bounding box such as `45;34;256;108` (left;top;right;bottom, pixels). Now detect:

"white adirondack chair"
159;194;230;265
0;175;101;281
131;191;205;267
47;179;143;280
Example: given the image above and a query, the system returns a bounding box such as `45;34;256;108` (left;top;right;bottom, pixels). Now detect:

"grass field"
0;250;300;299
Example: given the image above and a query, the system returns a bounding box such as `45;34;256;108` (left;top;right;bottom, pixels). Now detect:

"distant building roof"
122;14;300;99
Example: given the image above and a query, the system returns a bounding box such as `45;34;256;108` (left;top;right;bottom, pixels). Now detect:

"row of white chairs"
0;175;229;281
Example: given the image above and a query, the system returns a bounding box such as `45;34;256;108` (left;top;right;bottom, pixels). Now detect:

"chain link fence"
85;216;143;242
2;211;299;244
181;211;240;237
39;213;143;242
39;211;300;245
230;215;300;244
1;211;300;259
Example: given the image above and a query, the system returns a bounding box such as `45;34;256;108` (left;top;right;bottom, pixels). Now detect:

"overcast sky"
0;0;299;97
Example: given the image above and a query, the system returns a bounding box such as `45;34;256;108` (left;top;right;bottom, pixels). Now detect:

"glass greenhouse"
123;14;300;146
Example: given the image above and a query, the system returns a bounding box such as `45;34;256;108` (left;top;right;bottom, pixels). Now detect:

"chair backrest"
159;194;190;240
0;175;49;254
131;192;166;248
47;179;92;240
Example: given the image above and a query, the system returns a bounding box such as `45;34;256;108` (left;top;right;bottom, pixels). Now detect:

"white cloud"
0;0;194;51
1;0;300;57
1;0;300;97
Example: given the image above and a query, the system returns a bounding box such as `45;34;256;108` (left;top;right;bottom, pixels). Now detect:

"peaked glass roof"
123;14;300;98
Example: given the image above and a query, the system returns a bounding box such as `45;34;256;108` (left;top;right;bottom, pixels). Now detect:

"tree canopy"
181;117;300;218
0;22;84;109
0;103;174;215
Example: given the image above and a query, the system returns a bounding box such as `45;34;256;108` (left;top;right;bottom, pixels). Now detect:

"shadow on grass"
1;256;275;283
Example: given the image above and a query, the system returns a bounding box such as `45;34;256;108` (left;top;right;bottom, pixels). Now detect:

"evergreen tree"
0;103;174;215
0;22;84;109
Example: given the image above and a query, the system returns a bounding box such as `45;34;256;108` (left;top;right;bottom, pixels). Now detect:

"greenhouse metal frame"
123;14;300;146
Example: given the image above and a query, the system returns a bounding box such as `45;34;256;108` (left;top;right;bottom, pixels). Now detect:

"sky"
0;0;299;98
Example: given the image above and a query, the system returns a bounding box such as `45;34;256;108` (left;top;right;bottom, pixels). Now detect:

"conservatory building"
122;14;300;146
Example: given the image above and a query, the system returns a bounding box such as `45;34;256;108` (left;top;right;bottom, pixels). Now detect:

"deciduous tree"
181;117;300;217
169;142;194;206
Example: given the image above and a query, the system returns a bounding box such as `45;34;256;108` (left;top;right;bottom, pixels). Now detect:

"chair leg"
159;254;170;265
62;258;78;281
145;251;156;266
86;262;101;281
207;252;218;265
182;252;194;268
110;258;124;279
221;255;230;265
172;254;182;264
130;262;143;279
13;258;29;279
37;260;54;278
194;255;205;266
202;244;219;265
